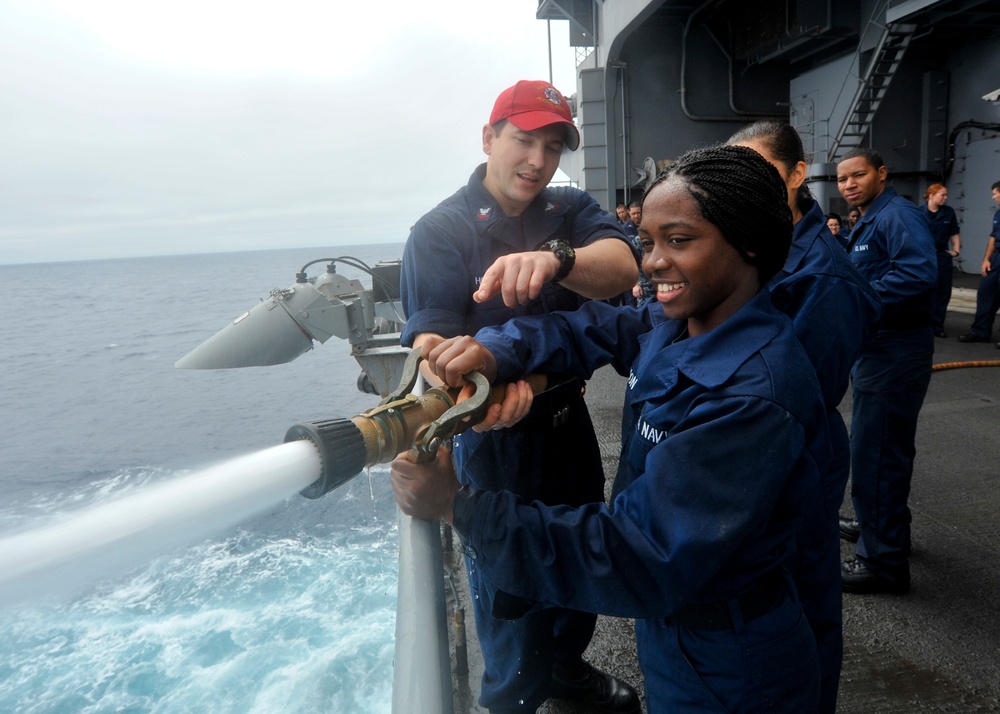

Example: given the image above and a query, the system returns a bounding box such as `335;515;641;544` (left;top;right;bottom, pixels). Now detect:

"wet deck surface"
449;277;1000;713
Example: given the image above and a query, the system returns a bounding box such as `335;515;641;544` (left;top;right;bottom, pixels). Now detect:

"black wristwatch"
537;239;576;283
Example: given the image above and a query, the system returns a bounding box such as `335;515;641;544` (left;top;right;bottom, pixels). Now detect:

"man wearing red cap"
400;80;639;713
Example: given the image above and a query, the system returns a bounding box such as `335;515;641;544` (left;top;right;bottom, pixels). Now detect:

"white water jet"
0;440;321;607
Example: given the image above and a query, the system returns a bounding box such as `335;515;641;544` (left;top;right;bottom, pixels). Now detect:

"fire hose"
932;360;1000;372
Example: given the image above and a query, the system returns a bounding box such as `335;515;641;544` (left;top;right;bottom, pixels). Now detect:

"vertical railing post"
392;378;454;714
392;513;453;714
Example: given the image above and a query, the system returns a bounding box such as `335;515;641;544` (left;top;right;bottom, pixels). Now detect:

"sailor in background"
825;213;843;239
921;183;961;338
624;201;655;306
836;148;936;594
838;208;860;246
957;181;1000;347
727;121;880;714
398;80;639;713
392;145;830;713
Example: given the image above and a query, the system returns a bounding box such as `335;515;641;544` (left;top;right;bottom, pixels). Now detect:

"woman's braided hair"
643;144;793;283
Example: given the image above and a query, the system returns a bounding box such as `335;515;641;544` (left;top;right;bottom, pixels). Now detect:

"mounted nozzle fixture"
286;348;543;499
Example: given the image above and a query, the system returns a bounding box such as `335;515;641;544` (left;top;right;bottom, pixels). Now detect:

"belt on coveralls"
507;376;585;431
667;571;787;630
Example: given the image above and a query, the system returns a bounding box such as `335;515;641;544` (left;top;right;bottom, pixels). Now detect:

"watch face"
546;240;572;257
542;240;575;282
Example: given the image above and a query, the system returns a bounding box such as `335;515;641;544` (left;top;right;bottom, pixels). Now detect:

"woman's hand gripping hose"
285;345;542;499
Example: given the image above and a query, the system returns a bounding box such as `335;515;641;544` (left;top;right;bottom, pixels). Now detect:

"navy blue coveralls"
400;164;631;713
768;201;881;714
455;293;830;713
846;187;936;578
921;202;960;331
966;208;1000;340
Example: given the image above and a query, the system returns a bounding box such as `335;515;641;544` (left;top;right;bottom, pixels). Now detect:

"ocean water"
0;244;406;713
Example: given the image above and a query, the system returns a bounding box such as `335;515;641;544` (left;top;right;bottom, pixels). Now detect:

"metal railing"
393;513;453;713
391;379;455;714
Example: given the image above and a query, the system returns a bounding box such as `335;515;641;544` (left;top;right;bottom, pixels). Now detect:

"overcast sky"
0;0;578;265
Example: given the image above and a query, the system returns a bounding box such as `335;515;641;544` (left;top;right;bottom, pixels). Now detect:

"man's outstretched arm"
474;238;637;307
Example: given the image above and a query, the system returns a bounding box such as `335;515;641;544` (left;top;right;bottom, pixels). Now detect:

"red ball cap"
489;80;580;151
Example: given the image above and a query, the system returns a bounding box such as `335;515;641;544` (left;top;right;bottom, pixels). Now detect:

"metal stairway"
828;22;917;162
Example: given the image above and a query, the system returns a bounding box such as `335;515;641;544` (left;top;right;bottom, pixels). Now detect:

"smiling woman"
389;145;827;713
